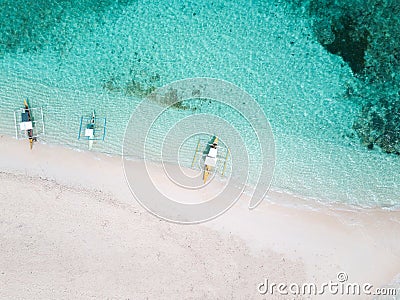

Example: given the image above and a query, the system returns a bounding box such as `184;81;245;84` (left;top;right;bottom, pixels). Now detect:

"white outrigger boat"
78;111;106;150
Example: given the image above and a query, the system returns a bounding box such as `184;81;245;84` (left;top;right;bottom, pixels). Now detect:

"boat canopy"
204;156;217;167
19;121;33;131
205;147;218;167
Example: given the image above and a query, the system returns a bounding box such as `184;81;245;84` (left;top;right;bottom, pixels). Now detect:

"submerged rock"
324;14;369;75
353;95;400;155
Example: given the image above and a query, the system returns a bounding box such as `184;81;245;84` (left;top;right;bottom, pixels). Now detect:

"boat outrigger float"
14;99;45;150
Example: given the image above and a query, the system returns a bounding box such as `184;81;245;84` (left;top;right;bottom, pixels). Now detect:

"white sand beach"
1;135;399;299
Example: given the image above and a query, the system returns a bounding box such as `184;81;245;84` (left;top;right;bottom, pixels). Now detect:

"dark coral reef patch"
352;84;400;155
289;0;400;154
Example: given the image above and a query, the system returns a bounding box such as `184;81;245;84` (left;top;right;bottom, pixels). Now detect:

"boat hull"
203;136;218;183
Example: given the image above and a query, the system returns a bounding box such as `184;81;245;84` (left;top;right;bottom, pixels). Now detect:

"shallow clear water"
1;0;399;208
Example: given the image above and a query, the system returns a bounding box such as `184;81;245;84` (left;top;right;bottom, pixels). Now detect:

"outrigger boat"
14;100;45;149
78;111;107;150
21;100;34;149
191;135;230;183
203;136;219;183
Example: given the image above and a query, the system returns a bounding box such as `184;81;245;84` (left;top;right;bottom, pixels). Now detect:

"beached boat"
22;100;34;149
203;136;219;183
191;135;230;183
78;111;107;150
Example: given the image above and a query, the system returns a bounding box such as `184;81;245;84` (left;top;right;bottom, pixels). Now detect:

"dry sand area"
0;135;399;299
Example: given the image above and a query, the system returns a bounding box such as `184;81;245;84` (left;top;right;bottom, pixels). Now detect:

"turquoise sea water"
1;0;399;208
